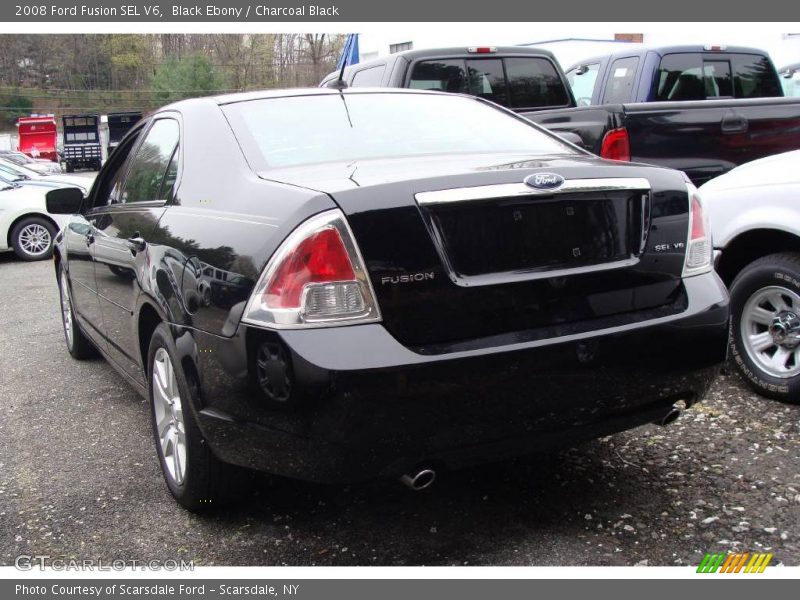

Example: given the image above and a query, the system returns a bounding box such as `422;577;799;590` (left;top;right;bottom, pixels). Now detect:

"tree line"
0;34;346;129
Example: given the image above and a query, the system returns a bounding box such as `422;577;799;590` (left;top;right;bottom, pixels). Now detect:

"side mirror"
46;187;84;214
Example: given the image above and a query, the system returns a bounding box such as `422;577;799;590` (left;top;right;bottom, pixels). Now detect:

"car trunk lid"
260;154;691;350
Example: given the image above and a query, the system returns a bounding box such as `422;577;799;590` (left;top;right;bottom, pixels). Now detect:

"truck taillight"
242;210;381;328
600;127;630;161
683;184;713;277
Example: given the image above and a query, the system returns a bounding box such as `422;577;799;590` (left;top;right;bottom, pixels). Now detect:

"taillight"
242;210;381;328
683;184;713;277
600;127;631;161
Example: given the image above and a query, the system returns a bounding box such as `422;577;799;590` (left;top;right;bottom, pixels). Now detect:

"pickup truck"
530;46;800;184
325;46;800;185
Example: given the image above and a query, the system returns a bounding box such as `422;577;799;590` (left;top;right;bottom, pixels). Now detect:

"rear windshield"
223;92;576;169
408;57;570;109
654;52;782;101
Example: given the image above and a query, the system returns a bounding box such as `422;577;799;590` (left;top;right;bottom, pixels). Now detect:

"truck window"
351;65;386;87
782;71;800;97
566;63;600;106
409;60;467;93
603;57;639;103
505;57;570;108
702;60;733;97
655;54;705;101
466;58;508;106
731;54;782;98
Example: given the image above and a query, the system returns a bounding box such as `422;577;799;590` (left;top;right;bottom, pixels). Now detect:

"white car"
0;157;90;191
0;181;73;261
0;150;63;175
700;149;800;402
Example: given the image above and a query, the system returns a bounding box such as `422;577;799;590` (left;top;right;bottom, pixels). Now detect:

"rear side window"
566;63;600;105
603;57;639;103
121;119;180;204
409;60;467;92
656;54;704;101
505;57;570;108
351;65;386;87
466;59;507;105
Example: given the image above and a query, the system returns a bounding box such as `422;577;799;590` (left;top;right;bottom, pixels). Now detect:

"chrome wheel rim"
18;223;51;256
152;348;187;485
59;271;73;349
741;285;800;379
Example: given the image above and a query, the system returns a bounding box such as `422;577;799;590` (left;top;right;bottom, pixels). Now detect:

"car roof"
567;45;771;70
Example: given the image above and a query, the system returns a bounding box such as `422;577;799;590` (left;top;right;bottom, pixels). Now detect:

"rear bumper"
187;272;729;483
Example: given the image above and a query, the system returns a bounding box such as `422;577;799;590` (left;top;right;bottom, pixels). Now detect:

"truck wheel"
147;323;250;510
10;217;56;261
729;252;800;403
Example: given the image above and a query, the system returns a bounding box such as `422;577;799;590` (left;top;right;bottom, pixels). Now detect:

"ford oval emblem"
525;172;565;190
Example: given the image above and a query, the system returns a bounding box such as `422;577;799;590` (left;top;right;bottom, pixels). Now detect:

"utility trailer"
62;114;102;172
107;111;142;155
17;116;58;162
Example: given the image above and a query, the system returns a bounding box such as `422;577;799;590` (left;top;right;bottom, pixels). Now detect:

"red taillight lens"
690;195;706;239
264;226;355;309
683;187;713;276
243;210;381;327
600;127;631;161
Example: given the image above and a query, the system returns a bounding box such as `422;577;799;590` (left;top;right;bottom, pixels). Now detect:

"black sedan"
47;88;729;510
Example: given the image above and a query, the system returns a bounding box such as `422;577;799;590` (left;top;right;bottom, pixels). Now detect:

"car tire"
65;164;74;173
57;265;97;359
147;323;249;510
729;252;800;403
10;216;56;261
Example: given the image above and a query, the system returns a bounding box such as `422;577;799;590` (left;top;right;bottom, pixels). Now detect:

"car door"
68;124;146;353
93;117;180;384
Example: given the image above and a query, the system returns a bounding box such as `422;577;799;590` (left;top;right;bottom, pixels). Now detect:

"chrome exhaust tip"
400;468;436;491
656;406;682;427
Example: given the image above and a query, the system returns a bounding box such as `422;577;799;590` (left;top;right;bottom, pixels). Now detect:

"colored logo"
524;173;565;191
696;552;773;573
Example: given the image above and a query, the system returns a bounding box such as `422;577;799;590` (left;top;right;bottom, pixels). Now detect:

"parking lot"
0;253;798;567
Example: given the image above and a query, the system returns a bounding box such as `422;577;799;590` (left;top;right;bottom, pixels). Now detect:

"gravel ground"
1;253;798;567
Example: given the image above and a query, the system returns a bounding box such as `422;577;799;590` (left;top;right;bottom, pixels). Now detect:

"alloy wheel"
18;223;51;257
152;348;187;485
59;271;73;349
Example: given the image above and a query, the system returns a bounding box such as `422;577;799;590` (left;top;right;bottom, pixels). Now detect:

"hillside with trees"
0;34;345;130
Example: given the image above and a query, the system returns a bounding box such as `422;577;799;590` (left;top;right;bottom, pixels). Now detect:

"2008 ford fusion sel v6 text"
46;88;729;510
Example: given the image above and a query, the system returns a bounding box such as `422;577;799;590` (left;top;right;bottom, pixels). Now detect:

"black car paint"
54;89;729;483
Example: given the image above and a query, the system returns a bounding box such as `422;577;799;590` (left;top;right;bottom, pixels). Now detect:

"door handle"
721;111;748;134
126;235;147;254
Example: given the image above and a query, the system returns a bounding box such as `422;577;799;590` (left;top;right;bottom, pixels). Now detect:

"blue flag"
336;34;360;70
